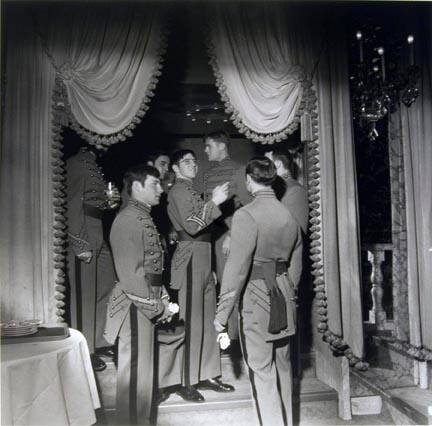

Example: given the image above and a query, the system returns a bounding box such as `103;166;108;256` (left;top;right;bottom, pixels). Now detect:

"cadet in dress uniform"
200;131;251;339
167;149;234;401
66;146;119;370
106;164;184;425
265;148;309;235
215;157;303;426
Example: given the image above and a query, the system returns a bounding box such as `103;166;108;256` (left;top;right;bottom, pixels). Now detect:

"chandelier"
185;102;229;126
350;27;420;140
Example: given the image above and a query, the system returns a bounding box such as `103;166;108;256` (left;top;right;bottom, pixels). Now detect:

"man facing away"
215;157;303;426
167;149;235;401
106;165;184;425
66;145;120;371
200;131;251;339
264;147;309;235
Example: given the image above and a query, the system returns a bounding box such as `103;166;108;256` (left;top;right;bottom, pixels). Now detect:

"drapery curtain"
208;4;364;360
0;4;166;322
0;7;56;322
315;29;364;359
401;17;432;352
207;4;317;143
36;4;166;147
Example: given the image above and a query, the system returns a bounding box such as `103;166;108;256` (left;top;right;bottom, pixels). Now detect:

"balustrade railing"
361;243;393;331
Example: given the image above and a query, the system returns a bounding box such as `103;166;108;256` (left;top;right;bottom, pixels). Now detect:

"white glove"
168;302;179;314
217;332;231;350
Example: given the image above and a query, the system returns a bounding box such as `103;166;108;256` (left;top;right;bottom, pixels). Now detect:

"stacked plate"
0;319;41;337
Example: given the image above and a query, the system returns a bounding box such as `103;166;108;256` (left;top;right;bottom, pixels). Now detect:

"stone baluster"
367;248;387;330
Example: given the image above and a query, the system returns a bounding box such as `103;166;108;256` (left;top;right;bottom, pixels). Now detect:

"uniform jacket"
167;178;222;290
200;157;251;229
105;199;167;344
274;175;309;235
66;148;109;255
216;188;303;341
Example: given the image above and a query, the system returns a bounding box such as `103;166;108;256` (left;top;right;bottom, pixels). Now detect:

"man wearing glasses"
167;149;235;401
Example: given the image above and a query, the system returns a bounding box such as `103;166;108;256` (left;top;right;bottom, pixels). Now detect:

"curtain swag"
206;6;314;144
36;6;168;148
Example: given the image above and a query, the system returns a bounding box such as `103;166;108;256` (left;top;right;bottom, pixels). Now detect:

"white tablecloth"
1;328;100;426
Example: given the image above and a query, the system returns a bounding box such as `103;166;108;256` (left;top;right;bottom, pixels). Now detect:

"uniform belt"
83;204;105;219
249;261;287;281
249;261;288;334
176;231;211;242
146;273;162;287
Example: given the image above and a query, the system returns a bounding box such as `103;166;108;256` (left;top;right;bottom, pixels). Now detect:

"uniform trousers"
68;239;115;353
240;283;293;426
178;243;221;386
117;304;185;425
214;233;239;341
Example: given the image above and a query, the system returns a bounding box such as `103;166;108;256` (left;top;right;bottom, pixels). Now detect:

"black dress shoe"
176;386;205;402
91;354;107;372
198;378;235;392
158;388;171;404
95;346;116;359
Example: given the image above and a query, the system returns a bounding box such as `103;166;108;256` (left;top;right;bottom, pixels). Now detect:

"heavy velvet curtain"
0;8;56;322
401;18;432;352
208;5;364;359
0;4;166;322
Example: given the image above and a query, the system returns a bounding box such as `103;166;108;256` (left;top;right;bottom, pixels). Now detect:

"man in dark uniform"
66;145;119;371
215;157;303;426
264;148;309;235
200;131;251;339
106;164;184;425
167;149;234;401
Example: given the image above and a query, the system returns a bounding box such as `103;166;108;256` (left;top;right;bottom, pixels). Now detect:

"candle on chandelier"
377;47;385;81
356;31;364;63
407;34;414;66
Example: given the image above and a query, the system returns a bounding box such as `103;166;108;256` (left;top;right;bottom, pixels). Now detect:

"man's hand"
77;251;93;263
217;332;231;350
168;230;178;246
106;184;121;209
157;298;179;324
222;235;231;258
211;182;230;206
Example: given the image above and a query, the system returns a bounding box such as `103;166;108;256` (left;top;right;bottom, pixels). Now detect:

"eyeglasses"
179;158;198;166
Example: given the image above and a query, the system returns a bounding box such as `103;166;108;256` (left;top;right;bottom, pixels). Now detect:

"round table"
1;328;100;426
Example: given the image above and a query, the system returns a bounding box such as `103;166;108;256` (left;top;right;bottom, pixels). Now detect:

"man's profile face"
136;175;163;206
174;153;198;180
153;155;170;179
204;138;225;162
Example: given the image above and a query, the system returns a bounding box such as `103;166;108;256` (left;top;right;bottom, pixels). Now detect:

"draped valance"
207;4;317;144
35;4;167;147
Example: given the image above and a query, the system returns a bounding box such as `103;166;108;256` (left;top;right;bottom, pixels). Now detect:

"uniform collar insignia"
253;188;276;198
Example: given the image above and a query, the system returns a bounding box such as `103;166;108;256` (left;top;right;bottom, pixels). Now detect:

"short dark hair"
171;149;196;167
246;156;277;186
267;147;294;174
146;151;170;164
204;130;230;147
123;164;160;196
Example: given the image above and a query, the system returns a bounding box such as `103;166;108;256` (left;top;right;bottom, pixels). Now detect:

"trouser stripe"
75;260;82;331
129;305;138;424
184;260;193;386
